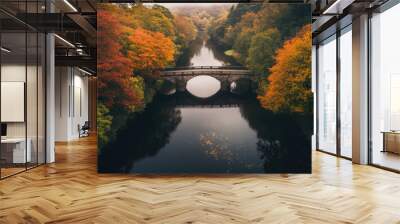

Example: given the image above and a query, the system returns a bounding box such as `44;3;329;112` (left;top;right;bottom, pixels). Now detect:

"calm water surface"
98;35;311;173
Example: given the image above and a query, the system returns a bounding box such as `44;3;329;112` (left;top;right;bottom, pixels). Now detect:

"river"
98;34;312;173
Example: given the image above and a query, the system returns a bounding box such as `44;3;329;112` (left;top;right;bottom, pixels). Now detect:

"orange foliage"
258;24;312;113
97;6;176;111
174;15;197;44
127;28;175;71
97;10;142;110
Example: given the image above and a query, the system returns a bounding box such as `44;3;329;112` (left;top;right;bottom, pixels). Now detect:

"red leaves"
98;10;140;110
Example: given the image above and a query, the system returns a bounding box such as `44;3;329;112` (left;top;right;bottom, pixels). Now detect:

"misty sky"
145;3;236;8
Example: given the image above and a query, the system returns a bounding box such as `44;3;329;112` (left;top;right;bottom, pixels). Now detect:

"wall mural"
97;2;312;173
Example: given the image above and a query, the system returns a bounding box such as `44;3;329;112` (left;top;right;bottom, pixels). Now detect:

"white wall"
55;66;89;141
55;66;70;141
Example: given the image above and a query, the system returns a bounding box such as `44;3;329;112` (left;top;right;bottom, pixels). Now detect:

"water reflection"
98;97;182;173
190;40;226;66
175;32;240;67
200;131;232;161
239;98;312;173
186;75;221;98
98;91;311;173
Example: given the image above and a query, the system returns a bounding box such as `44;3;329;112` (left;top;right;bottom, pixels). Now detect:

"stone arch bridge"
160;66;256;91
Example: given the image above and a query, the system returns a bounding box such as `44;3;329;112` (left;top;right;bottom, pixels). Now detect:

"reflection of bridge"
160;66;256;91
162;90;251;108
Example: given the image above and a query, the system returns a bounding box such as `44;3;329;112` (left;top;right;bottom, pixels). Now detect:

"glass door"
339;26;352;158
317;35;337;154
370;3;400;171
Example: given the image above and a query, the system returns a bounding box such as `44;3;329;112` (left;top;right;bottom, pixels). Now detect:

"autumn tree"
97;4;179;146
258;25;312;113
98;4;176;109
126;28;175;71
129;4;176;38
174;15;197;46
208;3;310;76
97;9;144;111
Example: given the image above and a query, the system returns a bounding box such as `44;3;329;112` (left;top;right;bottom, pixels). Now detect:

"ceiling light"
323;0;341;14
322;0;355;15
1;47;11;53
54;34;75;48
76;48;86;55
78;67;93;76
63;0;78;12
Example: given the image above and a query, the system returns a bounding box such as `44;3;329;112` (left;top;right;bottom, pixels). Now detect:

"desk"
1;138;31;163
382;131;400;154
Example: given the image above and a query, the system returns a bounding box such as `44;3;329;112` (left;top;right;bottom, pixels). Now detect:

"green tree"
232;28;254;64
247;28;281;74
97;103;113;147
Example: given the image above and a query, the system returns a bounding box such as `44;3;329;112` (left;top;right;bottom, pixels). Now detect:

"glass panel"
371;4;400;171
38;33;45;165
317;35;337;154
312;45;317;150
1;31;27;177
339;27;352;158
27;31;38;169
0;1;46;178
26;0;39;169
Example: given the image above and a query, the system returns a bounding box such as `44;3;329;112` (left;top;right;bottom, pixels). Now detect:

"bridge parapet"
161;70;252;77
163;65;249;71
159;66;257;85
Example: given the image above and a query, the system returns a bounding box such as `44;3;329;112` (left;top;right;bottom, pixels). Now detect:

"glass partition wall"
316;25;353;159
370;3;400;171
0;4;46;179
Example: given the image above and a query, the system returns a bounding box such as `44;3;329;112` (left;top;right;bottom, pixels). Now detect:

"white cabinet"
1;138;32;163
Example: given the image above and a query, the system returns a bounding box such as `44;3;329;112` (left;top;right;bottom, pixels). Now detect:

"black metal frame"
367;10;373;166
336;26;341;157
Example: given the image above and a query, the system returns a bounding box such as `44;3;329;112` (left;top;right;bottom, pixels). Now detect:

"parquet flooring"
1;136;400;223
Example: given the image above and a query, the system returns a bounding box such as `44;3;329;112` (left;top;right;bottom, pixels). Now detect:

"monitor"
1;123;7;137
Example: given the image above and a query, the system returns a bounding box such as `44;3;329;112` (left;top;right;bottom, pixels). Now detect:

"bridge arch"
160;66;256;94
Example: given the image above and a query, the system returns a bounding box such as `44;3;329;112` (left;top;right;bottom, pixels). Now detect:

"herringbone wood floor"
1;136;400;224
